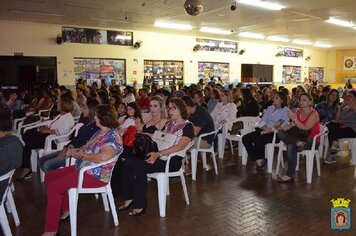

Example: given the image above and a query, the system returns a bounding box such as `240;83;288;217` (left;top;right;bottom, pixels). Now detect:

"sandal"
129;208;146;216
277;175;293;183
118;200;133;211
256;159;267;172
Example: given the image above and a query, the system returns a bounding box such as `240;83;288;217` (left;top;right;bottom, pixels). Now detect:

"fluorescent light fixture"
239;32;265;39
237;0;283;11
200;27;231;35
154;21;192;30
326;18;353;27
314;42;332;48
267;36;289;42
292;39;313;45
9;9;66;17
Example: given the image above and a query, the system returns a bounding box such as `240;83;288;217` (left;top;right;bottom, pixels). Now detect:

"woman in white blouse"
18;96;75;180
210;89;237;125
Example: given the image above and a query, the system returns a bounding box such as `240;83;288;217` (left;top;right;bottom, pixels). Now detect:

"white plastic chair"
190;125;221;181
0;170;20;236
147;141;193;217
68;152;122;236
265;130;284;174
219;116;261;163
276;125;328;183
37;123;84;182
323;137;356;165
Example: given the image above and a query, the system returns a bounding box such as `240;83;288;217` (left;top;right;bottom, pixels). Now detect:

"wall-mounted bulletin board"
143;60;183;85
73;58;126;86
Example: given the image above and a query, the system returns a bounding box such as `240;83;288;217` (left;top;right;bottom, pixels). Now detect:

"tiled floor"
3;150;356;236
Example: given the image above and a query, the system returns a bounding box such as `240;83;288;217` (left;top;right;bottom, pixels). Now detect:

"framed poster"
308;67;324;83
282;65;301;84
276;47;303;58
74;58;126;86
196;38;237;53
62;27;133;46
343;57;356;70
144;60;183;85
198;62;229;83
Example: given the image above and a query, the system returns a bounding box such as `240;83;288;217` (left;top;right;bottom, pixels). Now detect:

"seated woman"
41;104;122;236
117;102;127;125
118;102;142;135
324;90;356;164
31;89;53;113
315;89;339;124
18;96;75;180
242;92;289;171
238;88;259;117
119;98;194;216
277;93;320;182
38;99;100;173
210;89;237;126
207;88;220;113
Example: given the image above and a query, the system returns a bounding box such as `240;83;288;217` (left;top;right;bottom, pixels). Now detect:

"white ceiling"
1;0;356;49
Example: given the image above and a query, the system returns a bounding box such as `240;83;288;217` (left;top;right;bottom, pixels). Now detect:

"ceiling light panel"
267;36;289;42
200;27;231;35
326;18;354;27
314;42;332;48
154;21;192;30
239;32;265;39
292;39;313;45
237;0;284;11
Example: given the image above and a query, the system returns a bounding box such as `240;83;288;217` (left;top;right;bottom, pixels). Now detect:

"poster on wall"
143;60;184;85
343;57;356;70
73;58;126;87
276;47;303;58
308;67;324;83
196;38;238;53
62;27;133;46
282;65;301;84
198;62;229;83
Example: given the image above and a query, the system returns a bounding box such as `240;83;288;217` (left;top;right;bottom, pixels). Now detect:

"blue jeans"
38;151;66;173
277;130;319;178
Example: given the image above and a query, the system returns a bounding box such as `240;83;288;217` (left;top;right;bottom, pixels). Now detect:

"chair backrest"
317;124;328;155
0;170;15;205
38;103;54;120
164;141;194;174
238;116;261;135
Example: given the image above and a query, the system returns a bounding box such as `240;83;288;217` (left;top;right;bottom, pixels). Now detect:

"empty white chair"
0;170;20;236
190;125;221;181
147;142;193;217
68;153;121;236
220;116;261;163
276;125;328;183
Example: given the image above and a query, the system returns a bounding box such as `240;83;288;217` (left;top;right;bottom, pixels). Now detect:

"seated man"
182;95;215;149
0;108;23;200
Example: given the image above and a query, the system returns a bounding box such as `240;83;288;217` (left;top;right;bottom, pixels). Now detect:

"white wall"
0;20;329;86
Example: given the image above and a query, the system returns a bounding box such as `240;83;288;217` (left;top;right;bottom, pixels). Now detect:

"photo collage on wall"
282;65;301;84
308;67;324;83
74;58;126;87
276;47;304;58
196;38;238;53
143;60;184;86
62;27;133;46
198;62;229;83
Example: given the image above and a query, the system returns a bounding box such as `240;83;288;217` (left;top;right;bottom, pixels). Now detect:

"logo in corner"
331;198;351;230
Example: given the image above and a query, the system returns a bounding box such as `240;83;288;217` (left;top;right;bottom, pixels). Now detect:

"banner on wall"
198;62;229;83
62;27;133;46
73;58;126;86
308;67;324;83
276;47;303;58
282;65;301;84
196;38;237;53
343;57;356;70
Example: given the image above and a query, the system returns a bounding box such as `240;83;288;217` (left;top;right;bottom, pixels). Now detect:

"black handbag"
133;133;158;160
287;126;311;142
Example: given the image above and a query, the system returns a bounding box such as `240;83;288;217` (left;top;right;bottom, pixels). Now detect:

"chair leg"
180;174;190;205
241;144;248;166
156;175;167;217
324;139;329;160
229;140;234;154
276;147;283;174
202;153;207;169
7;191;20;226
218;134;225;159
316;153;321;176
0;205;12;236
351;139;356;165
211;151;218;175
40;169;45;183
68;189;78;236
101;193;109;212
190;149;198;181
105;186;119;226
296;155;300;171
30;150;38;172
266;144;273;174
306;152;314;184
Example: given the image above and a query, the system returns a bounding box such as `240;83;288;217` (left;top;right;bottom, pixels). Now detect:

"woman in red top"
277;92;320;182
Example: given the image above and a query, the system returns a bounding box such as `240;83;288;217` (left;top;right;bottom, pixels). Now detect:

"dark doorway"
0;56;57;91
